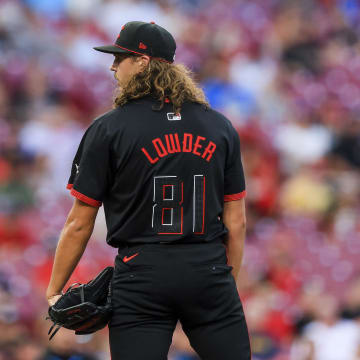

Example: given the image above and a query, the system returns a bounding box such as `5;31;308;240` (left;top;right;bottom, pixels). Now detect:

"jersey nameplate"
141;132;217;165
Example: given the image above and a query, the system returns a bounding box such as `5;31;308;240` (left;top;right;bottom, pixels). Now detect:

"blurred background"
1;0;360;359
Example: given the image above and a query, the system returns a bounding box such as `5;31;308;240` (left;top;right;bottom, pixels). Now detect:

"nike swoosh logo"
123;253;139;263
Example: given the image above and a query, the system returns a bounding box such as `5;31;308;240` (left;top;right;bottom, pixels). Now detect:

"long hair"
114;58;209;114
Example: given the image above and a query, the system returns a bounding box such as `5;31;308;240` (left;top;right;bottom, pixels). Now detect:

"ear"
138;55;150;69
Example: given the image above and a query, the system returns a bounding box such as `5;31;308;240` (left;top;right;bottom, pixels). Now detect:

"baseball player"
46;21;251;360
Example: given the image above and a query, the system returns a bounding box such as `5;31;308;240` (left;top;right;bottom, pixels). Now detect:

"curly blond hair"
114;58;208;114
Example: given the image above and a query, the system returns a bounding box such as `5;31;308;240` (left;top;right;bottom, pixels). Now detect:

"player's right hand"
47;294;62;307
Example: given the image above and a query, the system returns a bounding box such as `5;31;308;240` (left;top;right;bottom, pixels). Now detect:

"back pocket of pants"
190;263;233;274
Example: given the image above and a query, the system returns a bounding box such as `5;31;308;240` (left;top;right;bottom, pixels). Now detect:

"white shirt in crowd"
304;319;360;360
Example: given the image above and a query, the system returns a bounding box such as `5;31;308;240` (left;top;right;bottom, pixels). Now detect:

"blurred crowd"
1;0;360;359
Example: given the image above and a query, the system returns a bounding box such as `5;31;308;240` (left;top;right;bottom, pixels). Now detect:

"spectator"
302;294;360;360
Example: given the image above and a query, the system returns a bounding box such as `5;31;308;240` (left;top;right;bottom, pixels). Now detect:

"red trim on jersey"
113;44;173;64
194;176;206;234
224;190;246;202
70;188;102;207
67;184;73;190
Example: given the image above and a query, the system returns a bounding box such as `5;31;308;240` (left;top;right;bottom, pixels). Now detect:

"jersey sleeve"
67;119;111;207
224;124;246;202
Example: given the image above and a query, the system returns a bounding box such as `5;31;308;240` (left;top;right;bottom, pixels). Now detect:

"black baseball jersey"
67;96;246;248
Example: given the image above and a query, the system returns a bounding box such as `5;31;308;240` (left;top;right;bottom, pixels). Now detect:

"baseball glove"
47;266;114;340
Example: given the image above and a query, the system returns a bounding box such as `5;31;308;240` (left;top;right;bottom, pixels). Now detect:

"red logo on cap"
139;42;147;49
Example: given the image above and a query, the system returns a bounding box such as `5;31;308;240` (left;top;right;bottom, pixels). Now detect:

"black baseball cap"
93;21;176;63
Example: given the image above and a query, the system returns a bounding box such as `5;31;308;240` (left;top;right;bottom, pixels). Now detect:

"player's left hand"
46;267;113;340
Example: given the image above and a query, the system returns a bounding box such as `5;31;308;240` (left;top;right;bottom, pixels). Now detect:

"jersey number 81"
152;175;205;235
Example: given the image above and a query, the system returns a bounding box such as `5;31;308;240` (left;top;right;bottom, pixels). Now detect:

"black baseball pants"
109;240;251;360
